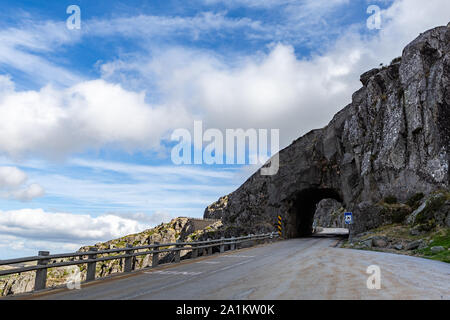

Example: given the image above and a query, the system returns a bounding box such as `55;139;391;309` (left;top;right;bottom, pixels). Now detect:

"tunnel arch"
287;188;343;238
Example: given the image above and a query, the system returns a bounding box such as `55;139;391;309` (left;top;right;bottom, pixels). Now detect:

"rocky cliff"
204;24;450;237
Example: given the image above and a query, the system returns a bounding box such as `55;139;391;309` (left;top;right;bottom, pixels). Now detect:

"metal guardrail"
0;232;278;293
178;217;220;222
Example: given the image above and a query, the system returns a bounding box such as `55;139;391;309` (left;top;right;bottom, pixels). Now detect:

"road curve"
12;237;450;300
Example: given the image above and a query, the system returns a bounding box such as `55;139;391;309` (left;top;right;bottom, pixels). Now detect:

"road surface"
12;237;450;300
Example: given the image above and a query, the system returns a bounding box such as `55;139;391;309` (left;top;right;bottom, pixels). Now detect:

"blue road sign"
344;212;353;225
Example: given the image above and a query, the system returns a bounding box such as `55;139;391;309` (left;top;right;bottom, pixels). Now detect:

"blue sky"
0;0;448;258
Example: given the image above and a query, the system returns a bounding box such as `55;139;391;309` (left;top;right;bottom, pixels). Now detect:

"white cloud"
0;209;180;258
0;208;149;243
202;0;349;11
0;166;44;201
28;166;235;214
201;0;352;44
108;211;174;225
0;21;83;87
12;183;45;202
0;12;262;89
86;11;263;39
0;166;27;188
2;0;447;157
0;157;239;218
108;43;360;148
0;208;166;257
0;235;82;257
102;0;450;149
69;158;235;180
0;75;15;93
0;78;190;157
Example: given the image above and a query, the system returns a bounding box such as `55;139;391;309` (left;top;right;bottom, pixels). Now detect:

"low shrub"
384;195;398;204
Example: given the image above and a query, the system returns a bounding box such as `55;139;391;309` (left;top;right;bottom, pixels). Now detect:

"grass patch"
416;228;450;263
361;223;423;240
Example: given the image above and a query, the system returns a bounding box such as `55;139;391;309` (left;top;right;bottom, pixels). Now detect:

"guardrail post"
152;242;160;268
256;234;262;245
236;236;242;250
230;237;236;250
220;237;225;253
34;251;50;291
124;244;134;273
86;247;98;281
192;243;198;259
207;239;212;255
201;244;207;256
175;240;181;263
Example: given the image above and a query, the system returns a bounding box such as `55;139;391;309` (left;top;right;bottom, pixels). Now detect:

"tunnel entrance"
289;188;342;238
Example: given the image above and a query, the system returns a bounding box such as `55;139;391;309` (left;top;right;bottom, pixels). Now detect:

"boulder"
372;236;389;248
406;201;427;225
430;246;445;253
405;240;424;250
359;238;373;248
409;227;423;236
407;193;449;227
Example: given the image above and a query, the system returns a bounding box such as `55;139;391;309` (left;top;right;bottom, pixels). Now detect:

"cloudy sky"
0;0;448;258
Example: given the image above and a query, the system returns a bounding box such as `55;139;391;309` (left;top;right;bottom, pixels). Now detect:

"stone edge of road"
4;239;284;300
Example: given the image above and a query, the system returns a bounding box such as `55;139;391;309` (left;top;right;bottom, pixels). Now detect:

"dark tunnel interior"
291;188;342;237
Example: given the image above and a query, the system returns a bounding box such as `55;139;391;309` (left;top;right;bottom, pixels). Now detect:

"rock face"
313;199;345;228
204;24;450;237
0;271;35;296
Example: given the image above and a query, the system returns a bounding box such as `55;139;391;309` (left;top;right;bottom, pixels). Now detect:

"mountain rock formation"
204;24;450;237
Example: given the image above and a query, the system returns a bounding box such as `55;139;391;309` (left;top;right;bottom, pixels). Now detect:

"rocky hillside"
0;217;221;296
204;24;450;237
343;189;450;262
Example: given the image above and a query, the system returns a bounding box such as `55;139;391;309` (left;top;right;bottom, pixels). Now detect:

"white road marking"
195;261;220;264
220;255;255;258
144;270;202;276
213;260;253;273
123;259;255;299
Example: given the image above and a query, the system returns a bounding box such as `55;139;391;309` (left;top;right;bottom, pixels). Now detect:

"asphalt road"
15;236;450;300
